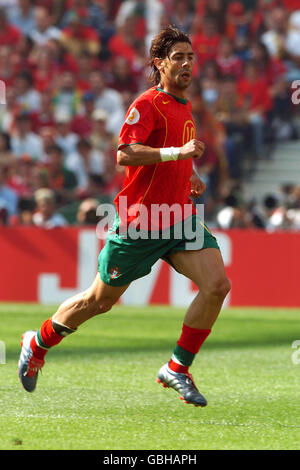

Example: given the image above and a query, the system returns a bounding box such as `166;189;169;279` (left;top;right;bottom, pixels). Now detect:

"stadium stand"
0;0;299;230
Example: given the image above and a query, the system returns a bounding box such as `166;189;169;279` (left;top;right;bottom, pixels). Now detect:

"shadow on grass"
5;332;296;361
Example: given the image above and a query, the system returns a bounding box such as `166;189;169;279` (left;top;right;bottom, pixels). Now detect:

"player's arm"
117;139;205;166
190;168;206;198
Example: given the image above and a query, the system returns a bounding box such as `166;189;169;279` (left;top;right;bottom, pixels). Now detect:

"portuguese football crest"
110;267;121;279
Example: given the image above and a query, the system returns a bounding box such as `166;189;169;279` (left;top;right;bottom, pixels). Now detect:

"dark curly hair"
149;26;192;85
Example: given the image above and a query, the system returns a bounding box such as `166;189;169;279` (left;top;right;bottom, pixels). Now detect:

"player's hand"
190;172;206;198
179;139;205;160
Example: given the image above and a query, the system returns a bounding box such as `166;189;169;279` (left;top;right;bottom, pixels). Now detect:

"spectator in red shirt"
60;9;101;58
15;34;34;71
190;84;229;203
34;0;53;12
44;37;78;74
237;60;273;115
281;0;300;11
191;16;221;69
216;37;243;79
237;60;273;158
31;47;56;93
108;15;139;66
109;56;139;95
225;1;251;41
30;90;55;133
6;153;35;199
0;7;22;48
199;0;227;34
249;40;286;86
71;91;95;138
249;0;275;38
0;45;20;88
62;0;114;44
74;51;101;92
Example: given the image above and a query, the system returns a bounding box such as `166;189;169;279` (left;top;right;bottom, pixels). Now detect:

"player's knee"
93;297;114;316
223;277;232;298
206;276;231;300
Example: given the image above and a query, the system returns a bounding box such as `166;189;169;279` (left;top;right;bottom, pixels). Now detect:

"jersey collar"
156;87;188;105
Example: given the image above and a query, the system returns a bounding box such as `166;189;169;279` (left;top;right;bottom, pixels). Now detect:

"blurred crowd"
215;182;300;230
0;0;300;230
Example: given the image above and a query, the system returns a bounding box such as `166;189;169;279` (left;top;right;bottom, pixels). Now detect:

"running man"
18;27;231;407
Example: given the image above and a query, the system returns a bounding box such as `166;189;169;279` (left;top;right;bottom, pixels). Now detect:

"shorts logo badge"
110;266;121;279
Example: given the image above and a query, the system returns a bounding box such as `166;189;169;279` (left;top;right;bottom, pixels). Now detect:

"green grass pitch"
0;303;300;450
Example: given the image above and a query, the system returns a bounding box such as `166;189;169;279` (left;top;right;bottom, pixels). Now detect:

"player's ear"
153;57;165;73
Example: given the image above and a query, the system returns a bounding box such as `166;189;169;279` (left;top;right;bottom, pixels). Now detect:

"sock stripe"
30;317;70;361
171;354;185;366
171;325;212;368
168;359;189;374
36;331;50;350
52;319;76;336
173;344;195;366
38;318;65;349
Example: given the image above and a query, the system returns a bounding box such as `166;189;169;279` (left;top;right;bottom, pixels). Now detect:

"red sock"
177;324;211;354
30;318;64;360
168;359;189;374
168;324;211;372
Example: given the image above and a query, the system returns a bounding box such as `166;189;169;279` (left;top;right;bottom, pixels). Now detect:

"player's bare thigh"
53;273;130;329
169;248;231;298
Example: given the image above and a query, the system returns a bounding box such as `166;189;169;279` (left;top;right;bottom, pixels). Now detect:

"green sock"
172;344;195;367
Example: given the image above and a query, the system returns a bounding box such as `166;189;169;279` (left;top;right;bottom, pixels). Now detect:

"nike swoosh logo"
162;100;170;104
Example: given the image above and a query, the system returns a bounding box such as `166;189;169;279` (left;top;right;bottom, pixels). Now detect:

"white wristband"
160;147;180;162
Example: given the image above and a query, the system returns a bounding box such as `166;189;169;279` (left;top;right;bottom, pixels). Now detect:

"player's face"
161;42;195;92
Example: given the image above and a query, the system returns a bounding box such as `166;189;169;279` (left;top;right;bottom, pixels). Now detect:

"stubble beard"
175;75;191;90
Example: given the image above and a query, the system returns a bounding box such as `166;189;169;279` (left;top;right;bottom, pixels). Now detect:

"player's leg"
157;248;231;406
52;273;130;329
173;248;231;329
18;274;129;392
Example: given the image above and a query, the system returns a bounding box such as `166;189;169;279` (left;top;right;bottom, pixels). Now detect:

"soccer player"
18;27;231;407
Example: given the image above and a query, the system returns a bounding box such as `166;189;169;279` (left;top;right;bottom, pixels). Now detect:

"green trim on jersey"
156;87;188;105
118;141;143;150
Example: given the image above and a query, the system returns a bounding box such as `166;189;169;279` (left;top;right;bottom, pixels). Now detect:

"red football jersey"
116;86;197;230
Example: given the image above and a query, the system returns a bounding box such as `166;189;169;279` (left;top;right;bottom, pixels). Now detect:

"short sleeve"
118;98;155;149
